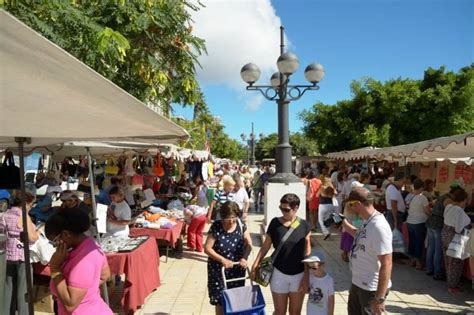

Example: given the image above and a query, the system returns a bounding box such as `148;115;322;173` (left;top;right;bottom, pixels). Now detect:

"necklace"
363;211;379;228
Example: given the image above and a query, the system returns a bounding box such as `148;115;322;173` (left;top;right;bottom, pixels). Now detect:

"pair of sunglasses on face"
49;234;61;247
346;200;360;207
279;206;293;213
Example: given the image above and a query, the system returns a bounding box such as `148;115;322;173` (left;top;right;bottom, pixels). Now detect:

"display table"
33;237;160;314
130;220;185;262
107;237;160;313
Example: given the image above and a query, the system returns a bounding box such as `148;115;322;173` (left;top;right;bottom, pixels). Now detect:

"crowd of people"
0;157;472;315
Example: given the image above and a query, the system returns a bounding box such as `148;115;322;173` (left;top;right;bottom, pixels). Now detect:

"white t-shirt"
196;185;209;208
233;187;249;211
350;212;393;291
106;200;131;237
330;171;338;187
444;204;471;233
406;193;429;224
385;184;406;213
307;273;334;315
341;178;355;199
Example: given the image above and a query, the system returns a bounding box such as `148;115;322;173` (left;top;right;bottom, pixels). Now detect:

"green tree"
4;0;207;116
174;112;246;161
300;65;474;154
254;132;318;160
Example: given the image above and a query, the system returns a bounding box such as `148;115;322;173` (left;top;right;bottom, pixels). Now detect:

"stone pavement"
127;212;473;315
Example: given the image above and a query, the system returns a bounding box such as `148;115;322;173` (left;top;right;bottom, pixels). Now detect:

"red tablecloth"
107;237;160;313
33;237;160;314
129;220;185;247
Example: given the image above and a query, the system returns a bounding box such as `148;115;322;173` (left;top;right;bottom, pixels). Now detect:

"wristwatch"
374;296;385;304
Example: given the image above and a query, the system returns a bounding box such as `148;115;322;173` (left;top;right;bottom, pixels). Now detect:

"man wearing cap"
385;172;407;231
341;187;393;315
60;190;91;216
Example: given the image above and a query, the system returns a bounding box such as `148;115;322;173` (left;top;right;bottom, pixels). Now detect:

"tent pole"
86;148;109;305
16;137;34;315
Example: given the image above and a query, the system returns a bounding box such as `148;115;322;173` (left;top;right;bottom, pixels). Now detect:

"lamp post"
240;26;324;183
240;122;257;167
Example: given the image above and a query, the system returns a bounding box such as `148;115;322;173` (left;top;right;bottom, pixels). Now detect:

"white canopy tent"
326;146;378;161
372;132;474;165
326;133;474;164
0;10;189;313
4;141;211;162
0;10;188;149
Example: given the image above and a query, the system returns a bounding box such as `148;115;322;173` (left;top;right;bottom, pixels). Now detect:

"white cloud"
190;0;287;92
244;94;264;111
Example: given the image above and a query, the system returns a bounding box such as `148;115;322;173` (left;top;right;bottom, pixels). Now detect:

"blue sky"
174;0;473;144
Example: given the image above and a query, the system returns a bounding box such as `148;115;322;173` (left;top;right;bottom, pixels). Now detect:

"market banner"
462;166;472;184
438;165;449;183
454;163;464;179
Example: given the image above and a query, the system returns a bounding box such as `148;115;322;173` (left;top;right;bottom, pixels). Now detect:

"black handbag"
0;152;21;189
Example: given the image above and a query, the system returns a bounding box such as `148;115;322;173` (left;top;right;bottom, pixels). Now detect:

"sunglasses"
346;200;360;207
279;206;292;213
49;234;61;247
308;266;319;270
222;217;237;223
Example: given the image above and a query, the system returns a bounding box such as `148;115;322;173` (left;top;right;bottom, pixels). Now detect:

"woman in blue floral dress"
204;201;252;315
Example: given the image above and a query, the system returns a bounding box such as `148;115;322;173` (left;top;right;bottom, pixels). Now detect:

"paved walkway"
126;212;473;315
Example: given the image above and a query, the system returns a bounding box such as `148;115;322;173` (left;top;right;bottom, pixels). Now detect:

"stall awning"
0;10;189;149
326;147;379;161
326;132;474;164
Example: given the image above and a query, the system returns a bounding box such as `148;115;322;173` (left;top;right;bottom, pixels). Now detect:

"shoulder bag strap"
271;218;301;264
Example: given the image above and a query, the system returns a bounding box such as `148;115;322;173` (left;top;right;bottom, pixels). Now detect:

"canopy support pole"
15;137;34;315
86;148;109;305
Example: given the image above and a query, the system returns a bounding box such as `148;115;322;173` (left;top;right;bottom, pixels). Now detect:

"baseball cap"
0;190;10;201
302;251;326;263
344;187;375;204
60;191;79;201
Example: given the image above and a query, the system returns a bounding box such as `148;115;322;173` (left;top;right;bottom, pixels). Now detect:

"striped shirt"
0;207;26;262
213;190;235;206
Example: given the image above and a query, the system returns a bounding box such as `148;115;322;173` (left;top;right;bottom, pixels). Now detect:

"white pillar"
263;181;307;230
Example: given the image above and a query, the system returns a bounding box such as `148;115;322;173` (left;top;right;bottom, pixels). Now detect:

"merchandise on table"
99;235;149;253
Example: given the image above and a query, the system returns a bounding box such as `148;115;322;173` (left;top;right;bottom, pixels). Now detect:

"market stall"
0;10;187;314
326;132;474;279
130;220;185;262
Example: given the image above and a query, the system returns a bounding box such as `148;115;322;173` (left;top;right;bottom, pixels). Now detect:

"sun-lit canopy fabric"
0;10;188;149
326;132;474;164
326;147;379;161
3;141;210;163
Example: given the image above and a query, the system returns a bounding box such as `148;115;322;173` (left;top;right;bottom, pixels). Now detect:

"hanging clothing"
202;161;209;181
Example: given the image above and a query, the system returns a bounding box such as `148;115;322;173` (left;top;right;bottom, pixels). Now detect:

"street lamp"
240;123;257;167
240;26;324;183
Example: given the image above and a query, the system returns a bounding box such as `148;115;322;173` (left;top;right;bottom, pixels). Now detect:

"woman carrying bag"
441;188;471;294
204;201;252;315
251;193;311;315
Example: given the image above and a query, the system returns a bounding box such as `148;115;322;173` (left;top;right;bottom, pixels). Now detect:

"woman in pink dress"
45;208;113;315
